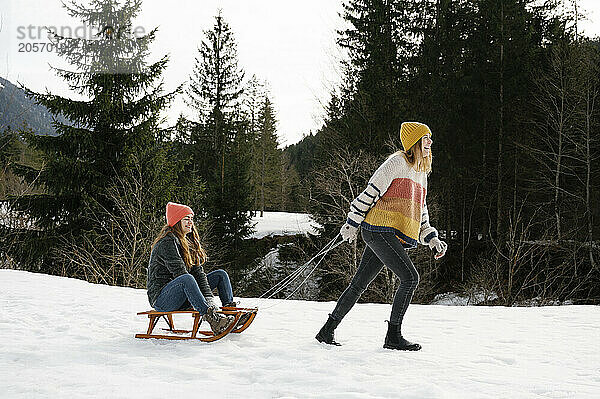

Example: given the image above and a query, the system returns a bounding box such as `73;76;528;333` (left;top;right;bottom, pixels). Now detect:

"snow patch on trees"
248;211;321;239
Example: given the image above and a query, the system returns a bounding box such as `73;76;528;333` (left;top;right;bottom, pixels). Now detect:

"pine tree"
185;11;252;275
577;40;600;270
409;0;484;281
186;10;244;192
326;0;415;154
11;0;177;276
278;150;300;211
242;75;266;213
255;95;281;215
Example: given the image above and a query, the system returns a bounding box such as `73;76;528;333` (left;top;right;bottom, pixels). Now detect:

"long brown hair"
152;221;207;269
392;136;433;174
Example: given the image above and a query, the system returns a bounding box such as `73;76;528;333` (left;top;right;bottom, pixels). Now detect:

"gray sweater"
146;232;214;307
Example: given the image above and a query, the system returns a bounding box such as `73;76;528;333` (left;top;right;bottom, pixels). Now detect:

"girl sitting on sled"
146;202;238;334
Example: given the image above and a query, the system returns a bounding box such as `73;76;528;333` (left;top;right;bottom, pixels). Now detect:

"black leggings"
330;229;420;325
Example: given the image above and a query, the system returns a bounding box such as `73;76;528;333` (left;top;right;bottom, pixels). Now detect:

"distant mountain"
0;77;68;136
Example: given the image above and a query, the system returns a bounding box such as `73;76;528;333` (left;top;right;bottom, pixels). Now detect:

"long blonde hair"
392;137;432;174
152;222;207;269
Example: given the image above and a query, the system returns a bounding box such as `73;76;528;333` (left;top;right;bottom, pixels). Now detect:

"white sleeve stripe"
364;192;376;199
364;189;379;198
351;204;366;215
368;183;381;194
350;203;369;213
354;193;375;208
352;200;370;210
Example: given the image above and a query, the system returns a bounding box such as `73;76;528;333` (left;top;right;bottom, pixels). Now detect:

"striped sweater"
346;153;438;249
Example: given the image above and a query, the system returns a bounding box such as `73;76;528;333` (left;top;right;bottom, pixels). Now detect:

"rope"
274;239;344;302
258;234;340;300
251;234;344;310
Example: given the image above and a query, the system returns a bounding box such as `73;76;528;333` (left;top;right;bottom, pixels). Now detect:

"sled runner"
135;307;258;342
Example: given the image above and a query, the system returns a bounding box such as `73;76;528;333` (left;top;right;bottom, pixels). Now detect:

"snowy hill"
2;270;599;398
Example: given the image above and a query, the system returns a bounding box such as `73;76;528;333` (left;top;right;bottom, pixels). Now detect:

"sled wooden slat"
231;310;257;333
136;334;205;341
135;307;258;342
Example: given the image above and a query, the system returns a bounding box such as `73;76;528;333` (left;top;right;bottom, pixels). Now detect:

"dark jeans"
330;229;420;326
154;269;234;314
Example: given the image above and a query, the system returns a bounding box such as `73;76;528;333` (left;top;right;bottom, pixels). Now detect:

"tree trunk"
496;4;505;242
585;81;596;269
261;136;265;217
554;87;564;240
496;3;506;291
461;194;465;282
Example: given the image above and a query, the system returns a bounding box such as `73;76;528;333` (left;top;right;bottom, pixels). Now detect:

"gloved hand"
340;222;359;243
428;237;448;259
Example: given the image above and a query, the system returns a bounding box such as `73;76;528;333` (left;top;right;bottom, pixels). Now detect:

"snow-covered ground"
248;211;321;239
2;270;599;398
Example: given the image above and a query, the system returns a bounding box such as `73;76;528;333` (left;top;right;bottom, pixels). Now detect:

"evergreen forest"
1;0;598;306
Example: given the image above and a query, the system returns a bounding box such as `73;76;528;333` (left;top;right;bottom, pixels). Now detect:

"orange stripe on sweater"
381;178;426;205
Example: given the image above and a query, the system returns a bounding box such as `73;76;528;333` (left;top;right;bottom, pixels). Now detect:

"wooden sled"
135;307;258;342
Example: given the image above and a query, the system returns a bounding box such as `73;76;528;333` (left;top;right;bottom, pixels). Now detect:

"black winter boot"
315;315;342;346
383;322;421;351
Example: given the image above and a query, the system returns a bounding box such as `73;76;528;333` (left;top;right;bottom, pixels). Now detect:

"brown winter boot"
222;302;251;328
204;306;235;335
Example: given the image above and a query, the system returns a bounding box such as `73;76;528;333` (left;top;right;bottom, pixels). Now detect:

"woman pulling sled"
316;122;447;351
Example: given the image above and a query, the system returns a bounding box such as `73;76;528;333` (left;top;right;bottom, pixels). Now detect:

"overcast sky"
1;0;599;147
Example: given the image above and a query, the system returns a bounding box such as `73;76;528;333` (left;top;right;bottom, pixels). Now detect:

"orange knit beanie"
166;202;194;227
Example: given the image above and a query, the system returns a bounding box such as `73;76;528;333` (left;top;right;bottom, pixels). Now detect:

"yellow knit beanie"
400;122;432;151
